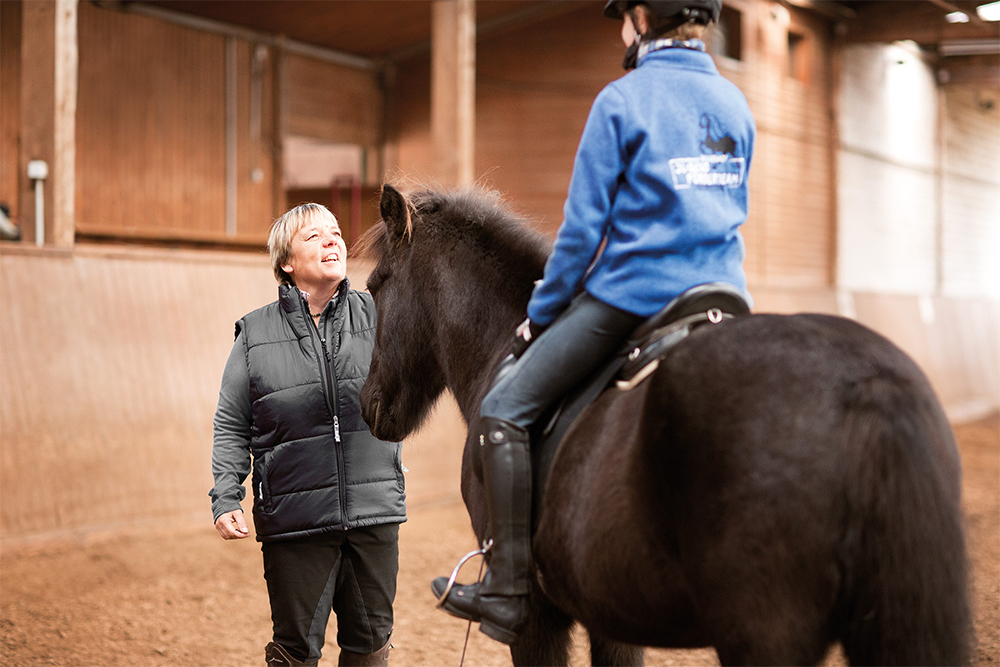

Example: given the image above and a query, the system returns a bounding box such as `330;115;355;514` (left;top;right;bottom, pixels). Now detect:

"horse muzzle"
363;396;397;441
361;395;381;433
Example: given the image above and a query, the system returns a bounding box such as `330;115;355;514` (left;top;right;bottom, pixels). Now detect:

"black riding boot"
431;417;532;644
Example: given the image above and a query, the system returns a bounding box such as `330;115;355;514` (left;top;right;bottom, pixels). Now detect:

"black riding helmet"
603;0;721;24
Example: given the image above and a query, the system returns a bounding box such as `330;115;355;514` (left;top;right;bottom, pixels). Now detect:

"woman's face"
282;213;347;291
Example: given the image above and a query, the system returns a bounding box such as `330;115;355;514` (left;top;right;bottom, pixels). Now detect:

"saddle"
528;282;750;517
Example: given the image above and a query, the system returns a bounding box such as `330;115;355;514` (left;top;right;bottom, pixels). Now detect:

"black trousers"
261;523;399;662
481;292;644;428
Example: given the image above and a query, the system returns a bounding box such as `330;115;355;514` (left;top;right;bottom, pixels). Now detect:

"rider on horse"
432;0;756;644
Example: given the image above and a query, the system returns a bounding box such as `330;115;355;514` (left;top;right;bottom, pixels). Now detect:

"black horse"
357;184;971;666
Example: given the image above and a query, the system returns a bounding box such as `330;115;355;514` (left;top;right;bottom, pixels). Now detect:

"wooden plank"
272;39;287;218
53;0;76;248
75;2;227;239
284;53;382;146
237;41;277;240
19;1;56;246
1;245;995;538
431;0;476;186
0;0;22;221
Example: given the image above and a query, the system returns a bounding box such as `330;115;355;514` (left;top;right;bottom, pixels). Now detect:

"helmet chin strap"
622;38;642;70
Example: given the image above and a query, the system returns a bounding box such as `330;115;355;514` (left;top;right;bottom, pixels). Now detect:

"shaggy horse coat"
358;184;971;667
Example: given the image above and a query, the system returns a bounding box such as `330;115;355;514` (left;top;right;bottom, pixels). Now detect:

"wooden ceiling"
143;0;1000;50
140;0;998;79
142;0;594;60
839;0;1000;44
839;0;999;83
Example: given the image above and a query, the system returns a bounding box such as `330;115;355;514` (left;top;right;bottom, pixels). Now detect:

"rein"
458;554;488;667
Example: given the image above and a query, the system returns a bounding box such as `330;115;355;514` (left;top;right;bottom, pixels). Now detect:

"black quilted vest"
237;281;405;541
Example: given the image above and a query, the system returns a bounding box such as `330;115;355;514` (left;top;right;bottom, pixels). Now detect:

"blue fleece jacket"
527;44;755;327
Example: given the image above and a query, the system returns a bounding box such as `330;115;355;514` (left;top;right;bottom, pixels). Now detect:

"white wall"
941;84;1000;298
837;42;939;294
837;42;1000;299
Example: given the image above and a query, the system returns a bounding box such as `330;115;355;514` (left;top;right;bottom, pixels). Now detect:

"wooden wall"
75;2;230;242
734;1;836;289
0;2;22;221
0;245;272;539
0;245;471;543
72;3;386;246
1;246;996;543
474;6;621;228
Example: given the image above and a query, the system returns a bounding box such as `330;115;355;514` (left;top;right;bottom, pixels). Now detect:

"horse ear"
380;184;411;244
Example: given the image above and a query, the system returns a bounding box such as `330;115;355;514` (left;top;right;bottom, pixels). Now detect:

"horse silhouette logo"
700;114;737;157
668;114;745;189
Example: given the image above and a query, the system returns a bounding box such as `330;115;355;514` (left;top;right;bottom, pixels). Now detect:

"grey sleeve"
208;332;253;522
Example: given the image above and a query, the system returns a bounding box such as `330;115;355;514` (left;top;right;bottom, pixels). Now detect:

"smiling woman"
270;203;348;316
208;202;406;666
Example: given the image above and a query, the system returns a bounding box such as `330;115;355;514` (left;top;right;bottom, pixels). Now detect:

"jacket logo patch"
669;155;746;189
668;113;745;189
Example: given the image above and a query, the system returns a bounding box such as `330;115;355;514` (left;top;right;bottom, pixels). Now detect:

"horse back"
533;313;970;662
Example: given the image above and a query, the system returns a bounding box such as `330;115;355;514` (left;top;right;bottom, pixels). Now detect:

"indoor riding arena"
1;1;998;666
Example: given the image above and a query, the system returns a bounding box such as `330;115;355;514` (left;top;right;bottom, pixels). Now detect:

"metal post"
27;160;49;247
35;181;45;247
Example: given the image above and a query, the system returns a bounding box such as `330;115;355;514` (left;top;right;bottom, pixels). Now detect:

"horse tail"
838;366;972;666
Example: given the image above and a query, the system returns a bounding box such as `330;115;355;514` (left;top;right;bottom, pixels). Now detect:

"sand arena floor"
2;414;997;667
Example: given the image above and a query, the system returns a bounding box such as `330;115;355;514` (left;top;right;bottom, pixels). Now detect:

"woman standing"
210;203;405;666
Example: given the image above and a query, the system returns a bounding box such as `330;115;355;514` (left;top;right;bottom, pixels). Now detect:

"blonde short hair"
267;203;338;285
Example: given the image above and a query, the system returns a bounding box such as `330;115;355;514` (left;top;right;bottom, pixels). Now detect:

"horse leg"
508;588;574;667
588;631;645;667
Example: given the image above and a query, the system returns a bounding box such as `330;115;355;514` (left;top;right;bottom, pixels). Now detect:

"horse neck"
426;251;538;424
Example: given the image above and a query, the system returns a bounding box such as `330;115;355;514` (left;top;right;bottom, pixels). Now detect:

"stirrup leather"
435;539;493;607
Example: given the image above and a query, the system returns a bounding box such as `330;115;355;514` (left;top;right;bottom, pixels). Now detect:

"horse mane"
352;185;551;272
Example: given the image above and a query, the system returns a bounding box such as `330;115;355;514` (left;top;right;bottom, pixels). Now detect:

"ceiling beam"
782;0;856;20
923;0;991;29
382;0;591;65
107;1;378;70
841;1;999;44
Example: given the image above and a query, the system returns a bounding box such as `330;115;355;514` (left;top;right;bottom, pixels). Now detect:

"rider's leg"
480;293;644;429
432;292;642;643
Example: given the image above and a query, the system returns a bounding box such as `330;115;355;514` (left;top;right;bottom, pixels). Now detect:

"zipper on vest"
317;313;348;530
303;296;349;530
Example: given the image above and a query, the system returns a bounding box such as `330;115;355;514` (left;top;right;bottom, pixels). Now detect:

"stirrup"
435;539;493;607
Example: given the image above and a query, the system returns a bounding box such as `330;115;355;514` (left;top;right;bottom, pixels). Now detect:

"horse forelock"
358;186;547;265
411;187;549;267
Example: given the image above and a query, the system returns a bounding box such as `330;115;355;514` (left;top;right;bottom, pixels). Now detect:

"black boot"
432;417;532;644
265;642;317;666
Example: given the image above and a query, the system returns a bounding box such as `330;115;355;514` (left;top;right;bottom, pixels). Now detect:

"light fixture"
977;1;1000;21
945;11;969;22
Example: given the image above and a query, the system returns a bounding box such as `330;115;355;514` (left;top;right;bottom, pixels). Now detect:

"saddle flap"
617;283;751;390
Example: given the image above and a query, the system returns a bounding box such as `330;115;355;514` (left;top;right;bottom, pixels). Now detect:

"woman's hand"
215;509;250;540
